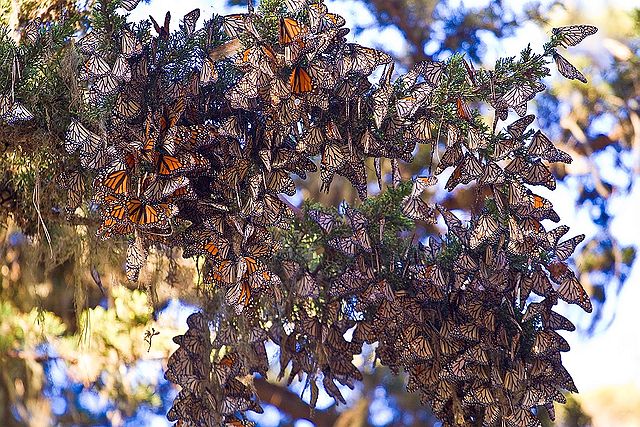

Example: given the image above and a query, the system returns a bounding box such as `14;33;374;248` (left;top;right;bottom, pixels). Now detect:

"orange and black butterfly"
456;97;472;121
155;152;183;176
127;198;163;226
289;66;312;94
279;17;305;45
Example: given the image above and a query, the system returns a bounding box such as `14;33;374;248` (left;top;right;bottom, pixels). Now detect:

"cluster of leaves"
0;0;600;425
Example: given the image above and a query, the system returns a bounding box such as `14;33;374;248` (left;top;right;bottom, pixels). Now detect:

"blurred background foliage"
1;0;640;426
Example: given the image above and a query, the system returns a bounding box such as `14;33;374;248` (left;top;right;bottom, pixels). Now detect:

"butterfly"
402;196;436;223
225;281;251;314
506;114;535;138
307;209;336;234
557;273;592;312
182;9;200;36
0;95;34;124
417;61;445;87
127;198;167;226
552;25;597;47
118;0;141;11
279;17;306;45
553;52;587;83
554;234;585;261
456;97;472;121
469;214;501;249
77;31;104;55
339;44;392;76
223;14;246;38
289;66;312;94
150;11;171;39
101;163;130;194
200;58;218;86
121;28;143;58
126;234;147;281
83;55;111;78
112;55;132;82
21;18;41;44
528;130;572;164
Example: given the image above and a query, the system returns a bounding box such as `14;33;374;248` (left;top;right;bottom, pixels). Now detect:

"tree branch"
253;377;338;427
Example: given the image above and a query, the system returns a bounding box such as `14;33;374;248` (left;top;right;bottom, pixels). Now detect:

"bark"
253;377;339;427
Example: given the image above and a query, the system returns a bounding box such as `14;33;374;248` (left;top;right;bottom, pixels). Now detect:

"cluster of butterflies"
165;312;262;426
282;176;586;426
0;0;599;424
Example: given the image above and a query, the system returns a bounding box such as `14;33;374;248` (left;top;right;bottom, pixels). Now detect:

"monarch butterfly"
308;2;346;32
225;418;255;427
532;330;570;357
295;272;318;298
528;130;572;164
284;0;306;13
417;61;445;87
478;161;505;185
372;85;392;128
553;52;587;83
182;8;200;36
165;348;197;384
223;14;246;38
84;55;111;78
435;144;463;173
121;28;143;58
402;196;436;223
499;83;536;109
112;55;131;82
456;97;472;121
1;100;33;124
77;31;103;55
307;209;336;234
200;58;218;85
279;17;306;45
126;235;147;281
225;281;251;314
469;214;500;249
21;18;41;44
155;152;183;176
522;160;555;189
410;175;438;198
114;93;142;120
65;120;103;154
542;226;568;251
102;168;129;194
491;137;522;160
407;335;434;361
506;114;535;138
80;146;116;171
118;0;141;11
437;204;466;236
150;11;171;39
93;73;119;96
454;253;477;273
289;66;312;94
557;274;592;312
127;198;162;225
552;25;597;47
554;234;585;261
339;44;391;76
504;408;540;427
321;143;346;170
